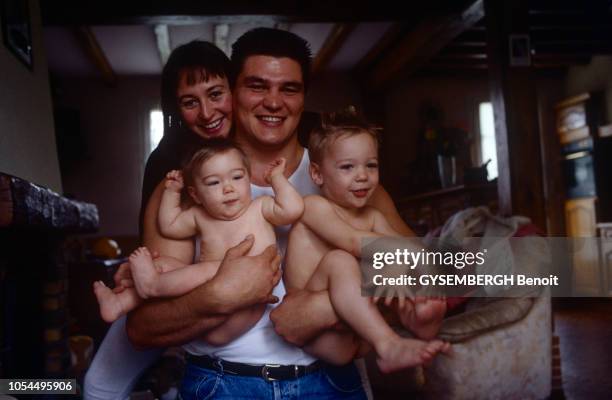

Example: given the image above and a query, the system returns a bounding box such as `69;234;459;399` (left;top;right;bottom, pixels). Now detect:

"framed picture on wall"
1;0;33;69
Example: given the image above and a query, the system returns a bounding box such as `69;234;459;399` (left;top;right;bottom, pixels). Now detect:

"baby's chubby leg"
93;281;141;323
129;247;218;299
129;247;160;299
309;249;449;373
299;251;363;365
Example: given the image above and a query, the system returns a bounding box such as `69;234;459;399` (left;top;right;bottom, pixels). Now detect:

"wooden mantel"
0;173;98;231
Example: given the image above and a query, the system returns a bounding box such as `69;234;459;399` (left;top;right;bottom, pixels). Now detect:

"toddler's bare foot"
376;336;449;374
93;281;124;323
129;247;159;299
398;297;447;340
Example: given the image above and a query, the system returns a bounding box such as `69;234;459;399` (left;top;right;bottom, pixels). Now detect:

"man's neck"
235;131;304;186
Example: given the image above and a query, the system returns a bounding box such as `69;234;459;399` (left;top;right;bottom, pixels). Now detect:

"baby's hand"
165;170;184;192
264;158;287;183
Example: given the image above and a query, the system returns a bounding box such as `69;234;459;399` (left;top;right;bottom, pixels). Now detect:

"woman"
84;40;233;400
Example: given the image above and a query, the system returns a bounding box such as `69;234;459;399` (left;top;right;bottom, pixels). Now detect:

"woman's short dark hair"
160;41;231;132
231;28;312;91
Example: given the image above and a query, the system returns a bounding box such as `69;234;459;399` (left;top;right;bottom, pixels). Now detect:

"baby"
94;139;303;345
285;109;449;373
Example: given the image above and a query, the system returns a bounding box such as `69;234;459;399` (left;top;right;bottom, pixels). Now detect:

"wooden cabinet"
598;223;612;297
397;183;498;235
565;197;601;295
556;92;611;296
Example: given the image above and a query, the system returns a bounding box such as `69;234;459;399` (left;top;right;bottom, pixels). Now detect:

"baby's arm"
158;170;197;239
301;195;383;257
261;158;304;226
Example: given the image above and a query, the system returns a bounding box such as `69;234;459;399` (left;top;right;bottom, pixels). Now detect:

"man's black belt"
187;354;323;382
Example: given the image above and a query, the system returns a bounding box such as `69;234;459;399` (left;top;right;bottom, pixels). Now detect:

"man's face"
233;55;305;148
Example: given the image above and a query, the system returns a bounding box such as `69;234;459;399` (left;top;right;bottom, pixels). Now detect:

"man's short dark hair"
231;27;312;91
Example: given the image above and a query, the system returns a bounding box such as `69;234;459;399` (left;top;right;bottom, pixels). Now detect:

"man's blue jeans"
179;361;368;399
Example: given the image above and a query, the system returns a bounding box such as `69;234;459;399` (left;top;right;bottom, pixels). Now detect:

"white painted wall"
57;77;160;237
0;0;62;192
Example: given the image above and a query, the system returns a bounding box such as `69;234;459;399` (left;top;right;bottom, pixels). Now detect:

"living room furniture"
366;291;551;400
0;172;98;378
397;182;498;235
556;93;612;295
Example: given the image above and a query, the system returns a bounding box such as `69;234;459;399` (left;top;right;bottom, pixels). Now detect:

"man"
127;28;415;399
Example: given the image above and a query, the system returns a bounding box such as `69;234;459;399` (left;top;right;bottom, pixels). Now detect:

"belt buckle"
261;364;281;382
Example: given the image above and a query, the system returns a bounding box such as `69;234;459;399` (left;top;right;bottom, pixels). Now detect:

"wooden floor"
554;298;612;400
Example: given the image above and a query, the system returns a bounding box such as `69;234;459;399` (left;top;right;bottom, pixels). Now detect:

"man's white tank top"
183;149;319;365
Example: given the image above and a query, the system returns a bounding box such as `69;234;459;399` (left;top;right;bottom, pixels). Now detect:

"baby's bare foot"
93;281;124;323
376;336;449;374
398;297;447;340
129;247;158;299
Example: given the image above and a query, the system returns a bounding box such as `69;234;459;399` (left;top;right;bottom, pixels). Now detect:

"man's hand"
210;235;282;314
270;290;339;347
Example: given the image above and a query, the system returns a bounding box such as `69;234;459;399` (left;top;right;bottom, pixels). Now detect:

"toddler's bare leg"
93;281;141;323
396;297;447;340
203;304;266;346
130;247;218;298
309;250;448;373
304;329;367;365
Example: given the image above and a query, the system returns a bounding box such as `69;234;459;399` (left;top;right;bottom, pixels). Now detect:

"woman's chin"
194;125;231;140
200;130;230;140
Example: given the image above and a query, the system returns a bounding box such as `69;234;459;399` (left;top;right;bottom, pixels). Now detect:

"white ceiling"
43;22;394;77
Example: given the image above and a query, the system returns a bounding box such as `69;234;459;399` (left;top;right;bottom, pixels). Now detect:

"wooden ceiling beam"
154;24;171;66
426;63;488;70
214;23;231;55
353;23;404;74
434;52;487;60
530;28;612;42
311;23;355;75
533;42;612;55
366;0;484;90
73;26;117;86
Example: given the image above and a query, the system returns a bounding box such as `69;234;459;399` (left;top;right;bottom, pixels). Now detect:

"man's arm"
127;236;282;348
371;208;403;236
126;182;281;348
270;289;340;347
368;185;415;236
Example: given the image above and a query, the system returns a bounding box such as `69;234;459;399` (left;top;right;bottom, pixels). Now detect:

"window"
478;102;498;180
148;109;164;156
